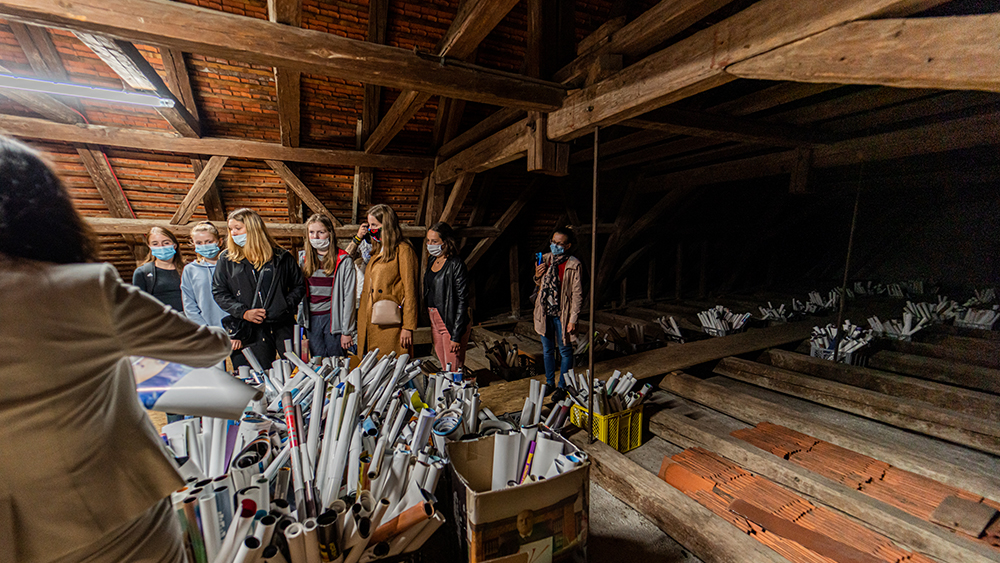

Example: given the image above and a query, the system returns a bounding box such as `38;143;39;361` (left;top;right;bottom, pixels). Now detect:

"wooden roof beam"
267;0;301;148
170;155;227;224
465;180;537;270
364;0;521;154
0;0;563;111
0;114;436;169
547;0;951;141
77;146;146;262
266;160;343;226
73;32;200;138
351;0;388;223
623;107;832;148
729;15;1000;93
434;118;532;184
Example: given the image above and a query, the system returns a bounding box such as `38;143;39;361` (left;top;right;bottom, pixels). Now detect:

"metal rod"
588;127;598;444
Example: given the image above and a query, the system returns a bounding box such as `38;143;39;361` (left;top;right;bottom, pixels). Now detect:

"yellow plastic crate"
570;404;643;453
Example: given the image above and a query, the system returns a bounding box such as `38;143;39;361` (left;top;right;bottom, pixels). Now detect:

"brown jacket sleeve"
568;260;584;325
398;243;420;331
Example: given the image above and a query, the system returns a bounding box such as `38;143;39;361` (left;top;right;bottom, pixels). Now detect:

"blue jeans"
307;312;345;358
540;315;573;388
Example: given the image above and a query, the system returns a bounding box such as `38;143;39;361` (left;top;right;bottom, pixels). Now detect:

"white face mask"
427;244;443;257
309;237;330;250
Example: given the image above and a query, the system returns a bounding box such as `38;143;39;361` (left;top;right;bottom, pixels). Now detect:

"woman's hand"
243;308;266;324
231;339;242;351
357;223;369;239
449;340;461;354
534;263;547;283
400;328;412;349
340;334;353;350
567;322;576;335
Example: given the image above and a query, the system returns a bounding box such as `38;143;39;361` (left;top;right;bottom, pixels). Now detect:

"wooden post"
620;278;627;308
674;242;682;299
698;240;708;298
647;257;656;301
509;244;520;318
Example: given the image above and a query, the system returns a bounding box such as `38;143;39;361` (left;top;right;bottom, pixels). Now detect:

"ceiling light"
0;74;174;108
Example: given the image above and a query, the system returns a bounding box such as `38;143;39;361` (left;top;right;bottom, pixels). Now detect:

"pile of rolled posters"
167;348;460;563
853;281;885;296
867;313;928;340
490;423;587;491
810;321;873;363
698;306;750;337
133;357;262;419
963;288;997;307
791;298;818;314
954;307;1000;330
655;316;684;342
573;331;608;356
758;302;791;322
904;297;957;323
887;283;905;299
546;369;651;419
809;289;842;310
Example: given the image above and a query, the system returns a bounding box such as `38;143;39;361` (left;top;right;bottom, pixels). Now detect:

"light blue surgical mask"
195;243;220;259
550;243;565;256
232;234;248;247
151;245;176;261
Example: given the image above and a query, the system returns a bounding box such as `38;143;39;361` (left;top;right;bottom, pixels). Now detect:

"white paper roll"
134;359;261;420
529;435;563;479
491;431;521;491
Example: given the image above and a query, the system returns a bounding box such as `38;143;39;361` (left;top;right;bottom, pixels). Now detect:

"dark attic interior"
0;0;998;562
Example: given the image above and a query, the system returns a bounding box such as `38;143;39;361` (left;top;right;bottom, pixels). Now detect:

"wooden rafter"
0;114;435;169
437;107;524;159
266;160;342;226
622;107;832;148
439;172;475;225
73;32;200;137
267;0;301;148
77;147;146;261
434;118;532;184
0;0;564;111
170;155;228;224
363;0;521;154
352;0;388;223
466;180;538;270
729;15;1000;93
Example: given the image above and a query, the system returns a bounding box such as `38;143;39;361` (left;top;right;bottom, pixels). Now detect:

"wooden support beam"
659;371;1000;502
674;241;682;299
714;357;1000;455
546;0;949;141
460;178;491;249
765;349;1000;423
466;181;537;270
570;130;673;164
566;431;790;563
363;0;522;154
648;408;1000;563
0;0;564;111
509;244;520;318
424;175;445;228
788;147;813;194
8;22;66;78
267;0;301;148
438;172;475;225
729;15;1000;93
350;0;387;223
434;118;532;184
156;47;198;117
414;174;430;227
266;160;341;226
647;256;656;301
622;107;832;147
526;112;569;176
868;350;1000;395
0;114;436;170
170;155;228;225
77;146;145;261
437;107;524;159
192;158;226;221
881;338;1000;370
74;33;200;137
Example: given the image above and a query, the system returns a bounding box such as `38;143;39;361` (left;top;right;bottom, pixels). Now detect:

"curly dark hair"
429;221;458;258
0;136;98;263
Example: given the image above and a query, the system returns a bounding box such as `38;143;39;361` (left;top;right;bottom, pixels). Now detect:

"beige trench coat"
533;254;584;343
357;242;420;356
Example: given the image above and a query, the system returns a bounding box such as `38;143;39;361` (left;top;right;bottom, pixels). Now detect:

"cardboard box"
448;434;589;563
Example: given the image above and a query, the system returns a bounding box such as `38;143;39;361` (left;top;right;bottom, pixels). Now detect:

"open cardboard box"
448;433;589;563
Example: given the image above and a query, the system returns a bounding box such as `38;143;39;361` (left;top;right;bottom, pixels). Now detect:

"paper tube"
134;358;261;419
303;518;322;563
519;441;537;484
262;546;288;563
316;389;346;490
515;425;537;476
284;522;308;563
370;498;433;544
359;542;390;563
529;435;563;479
401;512;444;554
213;498;256;563
210;417;228;477
424;462;444;493
533;385;546;426
232;537;262;563
411;409;434;452
254;514;277;552
182;496;208;563
491;431;520;491
346;425;363;498
323;392;358;506
343;498;388;563
255;476;271;518
316;509;341;562
199;490;222;561
518;397;533;428
306;377;326;468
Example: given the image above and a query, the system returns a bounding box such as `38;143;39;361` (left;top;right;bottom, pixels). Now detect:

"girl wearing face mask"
424;222;471;370
299;213;356;358
132;226;185;311
181;222;240;352
532;226;583;391
356;203;419;356
213;208;307;368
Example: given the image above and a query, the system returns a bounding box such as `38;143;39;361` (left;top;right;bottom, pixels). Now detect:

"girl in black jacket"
213;208;306;368
424;222;471;370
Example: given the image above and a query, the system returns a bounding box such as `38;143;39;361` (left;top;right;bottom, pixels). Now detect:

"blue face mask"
550;243;565;256
151;245;176;261
195;243;221;259
232;234;248;247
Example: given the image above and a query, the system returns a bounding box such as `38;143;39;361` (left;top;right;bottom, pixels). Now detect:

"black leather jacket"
212;247;306;325
424;255;470;342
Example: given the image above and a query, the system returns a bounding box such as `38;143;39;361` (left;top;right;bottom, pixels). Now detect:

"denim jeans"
540;315;573;388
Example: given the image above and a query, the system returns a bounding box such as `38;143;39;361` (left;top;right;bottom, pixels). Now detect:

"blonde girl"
132;226;185;311
181;221;241;351
299;213;356;357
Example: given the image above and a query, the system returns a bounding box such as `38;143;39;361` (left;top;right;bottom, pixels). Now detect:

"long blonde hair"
368;203;407;261
143;226;185;272
189;221;220;263
226;208;281;268
302;213;340;278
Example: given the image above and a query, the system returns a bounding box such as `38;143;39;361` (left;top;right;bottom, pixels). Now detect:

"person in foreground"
0;137;231;563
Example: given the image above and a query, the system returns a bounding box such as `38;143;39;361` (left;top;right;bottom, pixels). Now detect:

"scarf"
541;254;568;317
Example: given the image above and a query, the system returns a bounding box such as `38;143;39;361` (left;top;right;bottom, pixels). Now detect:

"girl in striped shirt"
299;213;356;357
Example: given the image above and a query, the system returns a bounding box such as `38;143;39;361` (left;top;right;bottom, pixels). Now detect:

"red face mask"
369;227;381;242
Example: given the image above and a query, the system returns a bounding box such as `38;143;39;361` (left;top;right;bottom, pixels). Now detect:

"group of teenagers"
130;203;584;391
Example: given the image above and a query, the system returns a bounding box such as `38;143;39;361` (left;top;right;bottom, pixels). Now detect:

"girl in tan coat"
356;204;420;356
